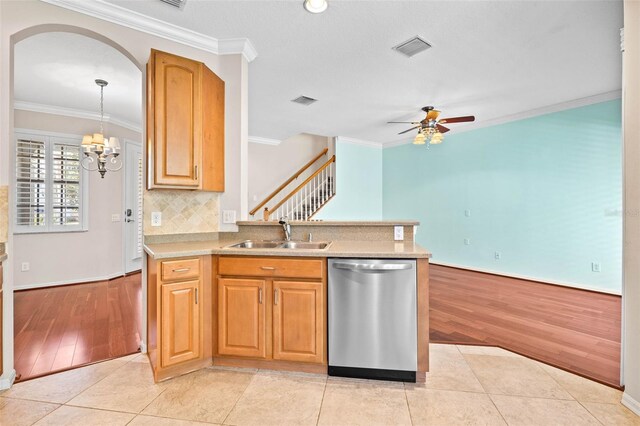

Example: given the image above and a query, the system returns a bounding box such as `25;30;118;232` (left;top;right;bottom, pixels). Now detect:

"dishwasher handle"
332;262;413;272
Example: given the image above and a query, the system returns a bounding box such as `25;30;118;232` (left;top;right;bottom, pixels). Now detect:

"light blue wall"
383;100;622;293
315;138;383;220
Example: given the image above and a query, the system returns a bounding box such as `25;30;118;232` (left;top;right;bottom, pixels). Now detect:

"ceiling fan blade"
388;121;421;124
426;110;440;120
436;124;450;133
439;115;475;124
398;126;420;135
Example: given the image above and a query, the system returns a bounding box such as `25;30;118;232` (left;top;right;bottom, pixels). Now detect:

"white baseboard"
430;261;621;296
139;341;147;354
14;272;125;290
0;369;16;390
622;392;640;416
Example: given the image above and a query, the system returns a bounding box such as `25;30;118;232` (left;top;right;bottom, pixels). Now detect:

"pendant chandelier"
81;79;122;178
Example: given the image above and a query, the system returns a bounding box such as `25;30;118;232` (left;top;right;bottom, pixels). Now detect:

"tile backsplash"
144;190;219;235
0;186;7;242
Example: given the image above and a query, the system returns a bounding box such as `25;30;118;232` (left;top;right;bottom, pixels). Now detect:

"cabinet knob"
260;266;276;271
258;287;263;304
172;268;190;273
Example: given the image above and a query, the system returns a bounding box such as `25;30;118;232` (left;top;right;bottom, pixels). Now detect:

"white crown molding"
623;393;640;416
14;100;143;133
39;0;258;62
248;136;281;146
338;136;383;149
382;90;622;149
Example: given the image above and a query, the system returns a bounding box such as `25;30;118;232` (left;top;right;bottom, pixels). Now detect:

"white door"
124;140;143;273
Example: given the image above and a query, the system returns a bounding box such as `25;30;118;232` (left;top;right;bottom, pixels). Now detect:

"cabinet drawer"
161;258;200;281
219;257;324;279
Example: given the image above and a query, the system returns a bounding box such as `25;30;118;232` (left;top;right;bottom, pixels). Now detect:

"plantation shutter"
51;141;82;228
15;138;47;229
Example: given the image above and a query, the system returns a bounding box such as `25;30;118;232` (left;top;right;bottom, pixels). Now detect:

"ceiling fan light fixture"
413;131;426;145
303;0;328;14
430;132;444;144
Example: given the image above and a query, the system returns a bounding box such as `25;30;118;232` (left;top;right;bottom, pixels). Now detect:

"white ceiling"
19;1;623;145
14;32;142;129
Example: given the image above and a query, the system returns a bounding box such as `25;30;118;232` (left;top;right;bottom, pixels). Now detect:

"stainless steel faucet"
279;217;291;241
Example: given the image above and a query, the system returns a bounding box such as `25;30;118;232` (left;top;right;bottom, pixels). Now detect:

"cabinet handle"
274;288;279;305
172;268;190;273
260;266;276;271
194;165;198;180
258;287;263;304
195;288;199;305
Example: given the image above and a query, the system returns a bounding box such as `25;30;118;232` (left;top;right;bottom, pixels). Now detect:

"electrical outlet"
223;210;237;224
111;214;121;222
465;209;471;217
464;238;471;245
495;251;501;260
151;212;162;227
592;262;601;272
21;262;29;272
394;226;404;241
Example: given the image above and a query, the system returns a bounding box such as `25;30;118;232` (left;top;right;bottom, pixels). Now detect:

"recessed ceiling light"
304;0;328;14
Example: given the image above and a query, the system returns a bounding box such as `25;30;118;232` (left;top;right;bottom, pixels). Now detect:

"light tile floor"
0;344;638;425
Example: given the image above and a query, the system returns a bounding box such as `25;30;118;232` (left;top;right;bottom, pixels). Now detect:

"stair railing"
250;148;329;217
264;155;336;221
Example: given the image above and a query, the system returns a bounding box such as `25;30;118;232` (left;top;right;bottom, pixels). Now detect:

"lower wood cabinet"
217;278;267;358
161;280;201;367
147;255;211;382
216;256;327;366
272;280;324;364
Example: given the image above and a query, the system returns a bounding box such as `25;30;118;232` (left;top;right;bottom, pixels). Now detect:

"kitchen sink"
279;241;331;250
226;240;331;250
228;241;282;249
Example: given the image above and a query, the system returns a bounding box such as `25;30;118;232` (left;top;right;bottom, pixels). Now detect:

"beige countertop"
236;220;420;227
144;239;431;260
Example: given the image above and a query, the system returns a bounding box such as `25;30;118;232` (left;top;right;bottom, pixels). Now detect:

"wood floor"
14;273;142;382
429;264;622;388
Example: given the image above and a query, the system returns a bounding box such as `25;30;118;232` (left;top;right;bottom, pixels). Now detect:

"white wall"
0;0;249;388
248;133;330;218
12;110;141;289
622;0;640;414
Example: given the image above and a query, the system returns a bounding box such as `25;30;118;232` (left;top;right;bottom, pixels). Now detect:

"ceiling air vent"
291;95;318;106
159;0;186;8
393;36;432;58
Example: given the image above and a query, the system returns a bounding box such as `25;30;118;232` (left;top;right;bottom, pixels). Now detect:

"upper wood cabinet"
147;49;225;191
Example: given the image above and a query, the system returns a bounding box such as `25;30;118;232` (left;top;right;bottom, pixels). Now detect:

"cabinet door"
161;280;201;367
272;280;324;363
150;50;202;188
218;278;267;358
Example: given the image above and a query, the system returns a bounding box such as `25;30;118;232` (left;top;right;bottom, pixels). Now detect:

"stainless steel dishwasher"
328;258;417;382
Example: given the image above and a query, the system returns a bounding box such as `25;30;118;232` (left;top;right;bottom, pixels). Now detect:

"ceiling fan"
388;106;475;145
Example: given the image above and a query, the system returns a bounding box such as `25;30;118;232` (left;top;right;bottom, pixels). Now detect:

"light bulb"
413;132;426;145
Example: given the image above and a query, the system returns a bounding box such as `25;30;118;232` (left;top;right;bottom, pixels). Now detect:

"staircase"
250;149;336;221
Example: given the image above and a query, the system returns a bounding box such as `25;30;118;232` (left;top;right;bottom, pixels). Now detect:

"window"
15;131;88;233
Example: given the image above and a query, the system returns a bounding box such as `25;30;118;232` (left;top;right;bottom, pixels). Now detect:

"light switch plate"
111;214;121;222
151;212;162;227
21;262;29;272
394;226;404;241
464;238;471;245
223;210;237;224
